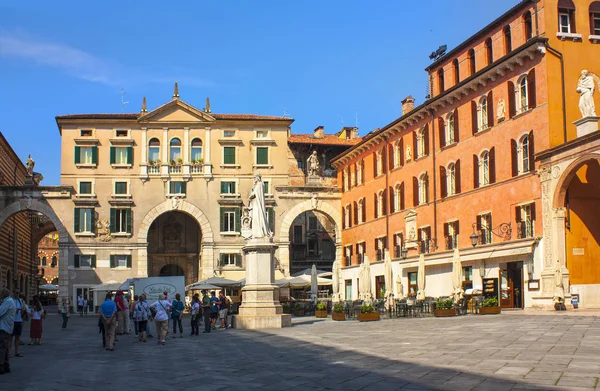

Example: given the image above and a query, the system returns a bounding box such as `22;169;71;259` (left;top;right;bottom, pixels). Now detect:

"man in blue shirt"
100;293;117;351
209;291;220;331
0;288;16;375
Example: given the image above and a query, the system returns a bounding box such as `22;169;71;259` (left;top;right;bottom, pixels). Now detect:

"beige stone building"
47;86;356;307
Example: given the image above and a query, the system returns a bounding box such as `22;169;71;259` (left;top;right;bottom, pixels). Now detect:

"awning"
292;268;332;277
90;281;123;292
186;277;240;290
39;284;59;291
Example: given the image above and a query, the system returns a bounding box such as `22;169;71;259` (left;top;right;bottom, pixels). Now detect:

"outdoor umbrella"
310;264;318;303
39;284;59;291
292;268;331;278
186;277;239;290
187;283;221;291
331;259;340;301
384;251;393;308
395;268;404;298
452;248;464;300
359;256;372;302
90;281;122;292
417;253;426;301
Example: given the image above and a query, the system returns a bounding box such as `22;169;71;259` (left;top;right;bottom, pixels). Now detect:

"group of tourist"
0;288;47;375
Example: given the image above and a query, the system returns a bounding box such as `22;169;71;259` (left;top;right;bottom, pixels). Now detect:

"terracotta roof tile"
288;134;362;146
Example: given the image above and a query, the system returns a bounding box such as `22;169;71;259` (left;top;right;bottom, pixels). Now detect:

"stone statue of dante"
552;260;565;307
576;70;598;118
26;154;35;176
248;173;271;239
307;150;320;176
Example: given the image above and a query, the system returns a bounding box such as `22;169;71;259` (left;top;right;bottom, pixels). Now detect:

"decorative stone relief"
496;99;506;121
405;146;412;162
542;181;552;268
404;209;418;248
95;219;111;242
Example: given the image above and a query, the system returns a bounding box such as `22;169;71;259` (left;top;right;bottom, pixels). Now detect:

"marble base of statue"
233;237;291;329
574;116;600;138
306;175;322;186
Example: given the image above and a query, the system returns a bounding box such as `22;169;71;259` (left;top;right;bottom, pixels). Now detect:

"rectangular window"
116;130;128;137
75;255;95;268
393;233;404;258
223;147;236;164
111;147;130;165
418;227;431;254
76;146;95;165
263;181;270;195
256;147;269;165
307;237;318;256
445;221;458;250
148;146;160;162
74;208;94;233
220;253;240;267
479;213;492;244
114;182;128;195
79;181;92;195
517;204;535;239
559;12;571;33
594;14;600;35
408;272;418;294
256;130;268;138
110;255;131;268
297;160;304;169
220;181;236;195
110;208;132;234
220;208;240;233
224;130;235;138
80;129;92;137
375;237;387;261
293;225;303;244
344;245;353;266
169;181;186;195
462;266;473;290
308;216;318;230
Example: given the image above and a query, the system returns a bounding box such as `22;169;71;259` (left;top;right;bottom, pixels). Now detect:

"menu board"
483;278;499;300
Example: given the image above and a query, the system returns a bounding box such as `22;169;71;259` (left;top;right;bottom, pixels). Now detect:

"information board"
482;278;499;300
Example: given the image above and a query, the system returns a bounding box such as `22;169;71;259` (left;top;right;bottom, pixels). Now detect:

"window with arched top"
358;198;366;224
376;190;384;218
394;141;402;168
169;138;182;162
516;75;528;114
478;95;488;130
524;11;533;40
418;174;428;205
468;49;476;75
504;25;512;53
559;0;576;33
446;112;455;145
40;256;47;266
438;68;445;93
394;184;403;212
417;128;426;158
447;163;456;196
51;255;58;268
344;204;351;229
485;38;493;65
480;151;490;186
190;138;203;163
148;138;160;163
591;2;600;35
452;59;460;84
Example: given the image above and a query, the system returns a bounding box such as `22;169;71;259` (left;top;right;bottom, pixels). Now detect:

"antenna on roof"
120;89;129;112
340;115;344;127
283;105;288;118
429;45;447;61
355;112;359;128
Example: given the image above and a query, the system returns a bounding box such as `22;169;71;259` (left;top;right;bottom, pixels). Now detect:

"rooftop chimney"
401;96;415;115
313;126;325;139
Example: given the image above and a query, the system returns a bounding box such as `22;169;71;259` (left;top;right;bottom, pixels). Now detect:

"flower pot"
294;309;305;317
479;306;501;315
357;313;380;322
332;312;345;321
315;310;328;318
433;308;457;317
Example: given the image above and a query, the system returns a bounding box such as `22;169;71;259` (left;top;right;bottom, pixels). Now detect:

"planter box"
315;310;328;318
332;312;345;321
433;308;457;317
479;306;501;315
357;313;380;322
294;310;305;317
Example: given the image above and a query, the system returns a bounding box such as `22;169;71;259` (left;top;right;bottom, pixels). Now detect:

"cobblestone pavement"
1;313;599;391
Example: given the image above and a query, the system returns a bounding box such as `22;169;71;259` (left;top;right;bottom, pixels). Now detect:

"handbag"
20;300;29;321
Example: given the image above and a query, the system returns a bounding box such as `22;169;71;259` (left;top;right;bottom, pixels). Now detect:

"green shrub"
482;297;499;307
436;298;454;310
316;302;327;311
282;303;291;314
294;303;304;311
360;304;374;313
333;303;344;313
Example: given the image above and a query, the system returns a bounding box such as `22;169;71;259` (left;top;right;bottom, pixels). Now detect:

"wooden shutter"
531;202;537;221
443;223;449;238
110;146;116;164
127;255;132;268
413;131;418;159
90;209;95;231
413;176;419;206
374;193;378;218
110;208;116;233
219;208;225;232
220;181;227;194
91;255;97;268
219;254;226;267
235;254;242;267
515;206;522;223
424;126;430;156
74;254;80;268
400;182;405;210
382;189;388;215
110;255;116;268
127;146;134;165
473;155;479;188
74;208;80;233
455;160;461;194
511;139;519;176
389;186;394;213
487;90;494;128
362;199;366;222
471;101;478;135
234;207;241;232
527;69;536;109
438;118;445;148
508;81;516;118
528;131;535;171
453;109;460;142
399;138;404;165
388;144;394;171
268;208;275;232
353;201;358;225
489;147;496;184
257;147;268;165
126;208;132;234
92;146;98;165
74;146;81;164
181;182;187;195
440;166;447;198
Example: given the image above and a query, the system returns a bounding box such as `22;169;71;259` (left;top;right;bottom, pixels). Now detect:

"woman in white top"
28;297;45;345
149;294;171;345
190;295;200;336
133;294;152;342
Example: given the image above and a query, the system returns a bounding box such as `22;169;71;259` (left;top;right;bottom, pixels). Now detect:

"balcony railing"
445;236;457;250
169;165;182;174
517;221;534;239
190;164;202;174
148;165;160;175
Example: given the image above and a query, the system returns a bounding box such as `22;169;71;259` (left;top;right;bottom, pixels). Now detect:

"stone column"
203;127;213;177
183;127;190;179
58;244;69;304
140;127;148;179
161;127;169;178
137;248;148;278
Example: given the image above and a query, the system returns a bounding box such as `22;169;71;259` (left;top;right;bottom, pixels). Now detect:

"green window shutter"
169;182;175;194
235;254;242;267
263;181;269;194
74;208;80;233
231;181;236;194
110;208;116;233
91;255;97;268
220;181;227;194
126;208;132;234
219;254;226;267
92;146;98;165
127;146;134;165
110;146;116;164
224;147;235;164
268;207;275;232
74;146;81;164
110;255;116;268
74;255;80;268
90;208;95;232
235;207;241;232
257;147;268;165
220;208;225;232
182;182;187;194
126;255;132;268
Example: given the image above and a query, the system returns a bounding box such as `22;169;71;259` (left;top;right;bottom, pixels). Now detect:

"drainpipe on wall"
545;44;568;144
428;108;438;245
384;136;390;256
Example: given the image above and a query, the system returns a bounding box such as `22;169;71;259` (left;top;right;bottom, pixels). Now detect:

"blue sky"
0;1;516;184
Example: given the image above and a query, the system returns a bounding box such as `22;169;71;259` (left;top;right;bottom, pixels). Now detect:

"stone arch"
0;198;69;244
278;199;341;245
553;152;600;209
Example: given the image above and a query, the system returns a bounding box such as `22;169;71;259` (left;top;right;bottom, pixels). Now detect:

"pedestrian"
190;295;200;336
115;291;125;335
77;294;84;317
98;317;105;348
100;293;117;351
201;290;211;333
122;293;130;334
8;290;26;359
171;293;184;338
27;297;44;345
209;291;220;330
130;295;139;337
149;294;171;345
0;288;16;375
83;296;88;316
218;291;230;329
133;294;151;342
60;297;70;330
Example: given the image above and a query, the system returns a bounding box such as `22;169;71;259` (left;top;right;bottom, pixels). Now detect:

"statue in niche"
496;99;506;121
247;173;272;240
576;70;599;118
96;219;111;242
26;155;35;176
405;146;412;162
307;150;320;176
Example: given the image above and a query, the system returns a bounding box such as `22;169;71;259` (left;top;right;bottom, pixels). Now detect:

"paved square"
2;313;599;390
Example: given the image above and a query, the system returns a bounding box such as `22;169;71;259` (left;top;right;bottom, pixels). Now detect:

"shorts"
12;322;23;337
210;312;218;319
219;309;228;319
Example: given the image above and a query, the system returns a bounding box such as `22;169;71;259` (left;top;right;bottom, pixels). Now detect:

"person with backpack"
171;293;184;338
149;294;171;345
133;294;151;342
9;290;26;358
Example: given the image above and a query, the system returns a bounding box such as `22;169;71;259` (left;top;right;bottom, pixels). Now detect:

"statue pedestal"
306;175;322;186
233;239;291;329
574;116;600;138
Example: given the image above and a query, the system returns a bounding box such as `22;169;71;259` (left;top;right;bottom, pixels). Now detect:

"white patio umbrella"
395;269;404;298
331;259;341;302
359;256;372;302
310;264;318;303
384;251;393;309
452;248;464;301
186;277;240;290
292;268;331;277
417;253;426;301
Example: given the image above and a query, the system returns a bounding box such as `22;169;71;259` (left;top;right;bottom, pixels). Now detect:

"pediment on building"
138;99;215;124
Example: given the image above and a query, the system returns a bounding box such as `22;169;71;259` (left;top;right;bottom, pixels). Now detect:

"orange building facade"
332;0;600;309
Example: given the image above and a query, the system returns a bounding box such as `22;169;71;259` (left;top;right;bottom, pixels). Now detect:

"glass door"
345;280;352;301
500;266;512;308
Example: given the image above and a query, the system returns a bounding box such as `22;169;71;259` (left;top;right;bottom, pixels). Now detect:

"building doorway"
159;264;185;276
500;262;523;309
288;210;337;275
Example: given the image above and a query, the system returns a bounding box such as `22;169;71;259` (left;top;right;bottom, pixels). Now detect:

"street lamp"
470;223;479;247
401;246;408;260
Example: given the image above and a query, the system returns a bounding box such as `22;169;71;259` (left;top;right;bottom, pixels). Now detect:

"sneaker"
180;334;183;338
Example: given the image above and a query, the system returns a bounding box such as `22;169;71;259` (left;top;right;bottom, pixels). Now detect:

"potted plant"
282;302;292;314
169;159;177;166
357;304;380;322
332;303;345;321
315;302;328;318
293;302;305;317
433;298;457;317
176;158;183;165
479;297;501;315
